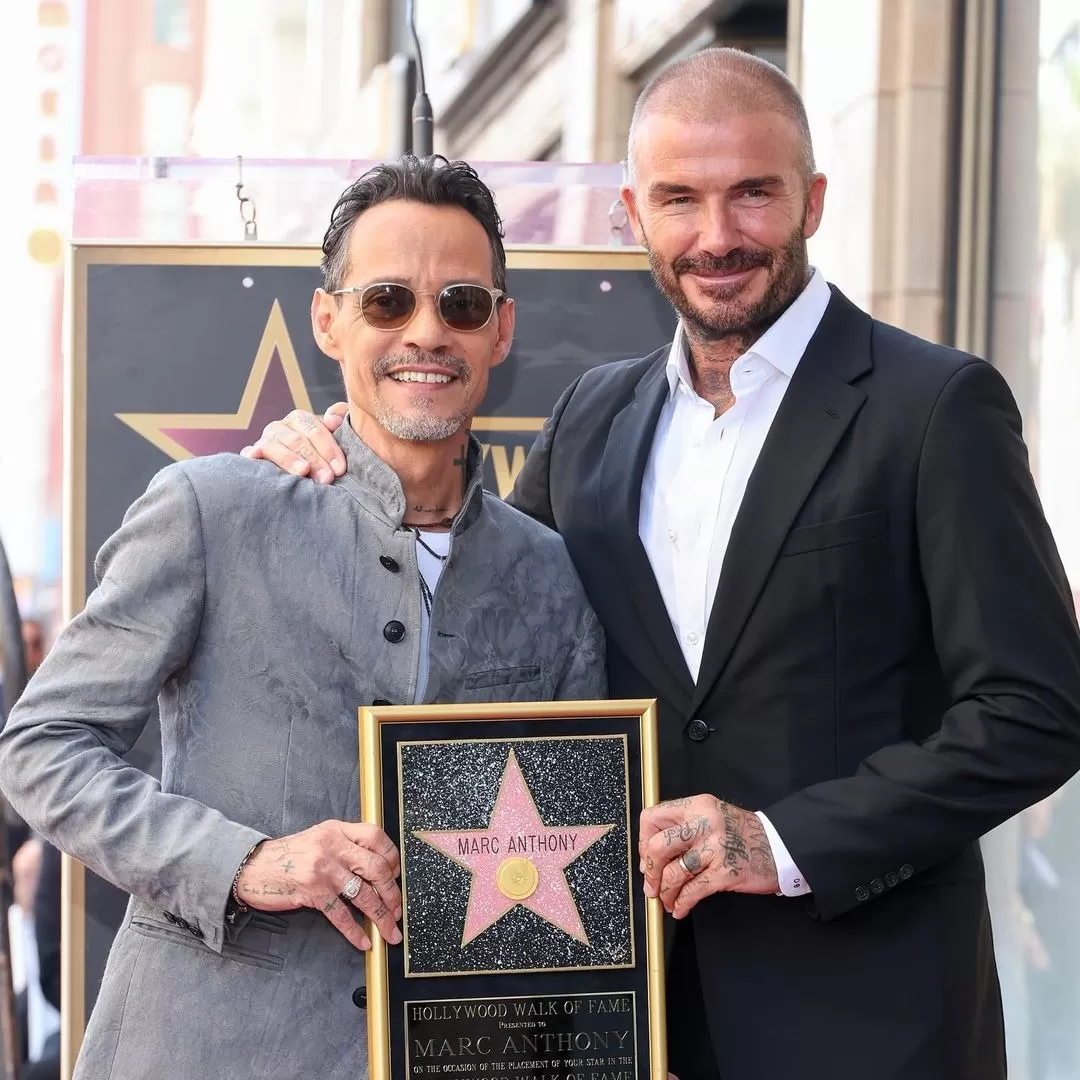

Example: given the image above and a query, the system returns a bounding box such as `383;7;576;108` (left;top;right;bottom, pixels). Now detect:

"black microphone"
407;0;433;157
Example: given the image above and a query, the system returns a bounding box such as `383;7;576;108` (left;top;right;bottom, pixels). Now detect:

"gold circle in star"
496;856;539;901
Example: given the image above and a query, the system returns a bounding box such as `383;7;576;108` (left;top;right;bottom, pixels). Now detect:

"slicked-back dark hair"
320;154;507;294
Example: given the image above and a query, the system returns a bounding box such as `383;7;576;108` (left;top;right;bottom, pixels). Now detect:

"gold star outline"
114;300;313;462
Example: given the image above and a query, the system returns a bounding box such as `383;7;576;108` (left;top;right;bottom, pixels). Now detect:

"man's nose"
696;201;741;257
402;295;454;352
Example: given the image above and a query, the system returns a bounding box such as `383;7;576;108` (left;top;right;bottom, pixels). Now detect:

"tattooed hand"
236;820;402;951
241;403;348;483
637;795;778;917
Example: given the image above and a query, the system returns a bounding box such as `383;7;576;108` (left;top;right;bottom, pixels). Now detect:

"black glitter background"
399;736;633;976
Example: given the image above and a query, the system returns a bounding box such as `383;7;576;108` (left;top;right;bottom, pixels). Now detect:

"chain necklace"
413;528;449;616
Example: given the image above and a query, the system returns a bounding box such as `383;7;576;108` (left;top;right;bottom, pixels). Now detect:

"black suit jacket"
508;287;1080;1080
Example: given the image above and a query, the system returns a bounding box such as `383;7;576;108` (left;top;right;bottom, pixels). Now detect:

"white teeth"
389;371;453;384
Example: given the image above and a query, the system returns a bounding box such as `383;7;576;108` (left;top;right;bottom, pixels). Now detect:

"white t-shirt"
414;530;452;702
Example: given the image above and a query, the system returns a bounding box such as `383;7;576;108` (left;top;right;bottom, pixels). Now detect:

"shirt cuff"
756;811;812;896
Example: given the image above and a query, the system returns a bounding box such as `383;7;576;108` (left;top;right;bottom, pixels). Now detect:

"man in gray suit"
0;155;605;1080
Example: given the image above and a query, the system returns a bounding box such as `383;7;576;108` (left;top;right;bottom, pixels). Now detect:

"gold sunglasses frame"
330;282;507;332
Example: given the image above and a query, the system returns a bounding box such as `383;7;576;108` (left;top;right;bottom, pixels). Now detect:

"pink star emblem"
413;749;614;946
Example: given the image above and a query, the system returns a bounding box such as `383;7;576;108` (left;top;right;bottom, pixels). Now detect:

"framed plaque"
359;699;665;1080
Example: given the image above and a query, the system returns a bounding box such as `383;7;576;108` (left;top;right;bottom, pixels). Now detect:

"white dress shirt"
638;268;831;896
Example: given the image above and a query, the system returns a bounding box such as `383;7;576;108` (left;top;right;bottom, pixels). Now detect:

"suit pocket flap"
780;509;888;557
129;916;285;972
463;665;542;690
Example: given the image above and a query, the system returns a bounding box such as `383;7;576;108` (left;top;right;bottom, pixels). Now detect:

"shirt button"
379;555;399;572
898;863;914;881
856;885;870;902
870;878;885;895
686;719;710;742
667;529;677;543
685;631;699;646
383;621;406;644
885;871;899;888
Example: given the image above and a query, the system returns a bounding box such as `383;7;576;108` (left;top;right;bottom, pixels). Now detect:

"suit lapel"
690;290;873;713
599;353;695;711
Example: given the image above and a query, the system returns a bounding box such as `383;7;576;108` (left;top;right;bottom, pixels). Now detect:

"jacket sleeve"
764;359;1080;921
0;465;267;952
505;375;583;529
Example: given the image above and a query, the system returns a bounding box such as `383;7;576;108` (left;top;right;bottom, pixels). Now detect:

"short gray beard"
372;349;471;443
373;399;469;442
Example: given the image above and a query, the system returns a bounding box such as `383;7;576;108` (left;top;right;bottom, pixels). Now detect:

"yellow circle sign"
496;856;539;901
28;229;62;265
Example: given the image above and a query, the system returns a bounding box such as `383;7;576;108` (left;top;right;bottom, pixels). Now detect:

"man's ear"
620;185;647;248
490;297;515;368
802;173;828;241
311;289;345;361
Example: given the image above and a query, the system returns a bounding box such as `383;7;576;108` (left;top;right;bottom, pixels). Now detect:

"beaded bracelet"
230;839;264;913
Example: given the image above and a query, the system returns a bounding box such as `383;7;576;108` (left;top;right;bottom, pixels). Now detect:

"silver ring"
677;854;695;876
340;875;363;901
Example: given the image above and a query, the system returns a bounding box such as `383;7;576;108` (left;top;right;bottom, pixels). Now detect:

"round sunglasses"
331;282;506;333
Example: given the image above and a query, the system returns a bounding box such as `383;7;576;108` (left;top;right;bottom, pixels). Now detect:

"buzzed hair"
626;47;816;185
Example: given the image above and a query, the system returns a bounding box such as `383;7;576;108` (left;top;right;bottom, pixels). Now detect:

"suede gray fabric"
0;420;605;1080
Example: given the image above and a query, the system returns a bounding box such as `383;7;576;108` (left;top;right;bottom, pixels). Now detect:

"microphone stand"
407;0;433;156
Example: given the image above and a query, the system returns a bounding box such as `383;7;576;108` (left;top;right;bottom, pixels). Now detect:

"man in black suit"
246;47;1080;1080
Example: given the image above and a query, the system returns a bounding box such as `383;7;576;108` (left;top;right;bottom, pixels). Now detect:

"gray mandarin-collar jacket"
0;422;605;1080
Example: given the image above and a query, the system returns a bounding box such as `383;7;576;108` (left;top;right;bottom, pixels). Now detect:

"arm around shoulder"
0;464;267;951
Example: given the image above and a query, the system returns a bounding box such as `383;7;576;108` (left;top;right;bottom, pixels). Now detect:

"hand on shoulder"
241;402;348;484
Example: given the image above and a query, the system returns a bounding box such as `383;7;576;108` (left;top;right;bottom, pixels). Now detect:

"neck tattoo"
402;442;470;531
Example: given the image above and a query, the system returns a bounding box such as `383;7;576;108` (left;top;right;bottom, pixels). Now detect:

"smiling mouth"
689;266;757;280
388;371;455;384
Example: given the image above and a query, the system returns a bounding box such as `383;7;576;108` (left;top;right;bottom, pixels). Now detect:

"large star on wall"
414;749;614;947
115;300;313;461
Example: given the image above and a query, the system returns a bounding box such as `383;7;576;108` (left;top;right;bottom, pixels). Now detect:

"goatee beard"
373;349;472;443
